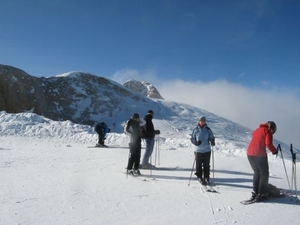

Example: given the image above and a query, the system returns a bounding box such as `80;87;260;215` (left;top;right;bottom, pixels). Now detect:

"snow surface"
0;105;299;225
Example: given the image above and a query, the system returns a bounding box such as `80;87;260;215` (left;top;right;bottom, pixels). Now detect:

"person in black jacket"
141;110;160;168
126;113;143;175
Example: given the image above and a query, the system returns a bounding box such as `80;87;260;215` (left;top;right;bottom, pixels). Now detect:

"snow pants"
127;142;141;170
141;138;155;165
195;151;211;181
247;155;269;195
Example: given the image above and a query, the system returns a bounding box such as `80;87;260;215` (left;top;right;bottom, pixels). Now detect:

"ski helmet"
267;121;277;134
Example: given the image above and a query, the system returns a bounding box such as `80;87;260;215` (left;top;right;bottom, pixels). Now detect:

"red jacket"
247;124;277;157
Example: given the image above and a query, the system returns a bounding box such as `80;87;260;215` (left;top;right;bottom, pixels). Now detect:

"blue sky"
1;0;299;87
1;0;300;147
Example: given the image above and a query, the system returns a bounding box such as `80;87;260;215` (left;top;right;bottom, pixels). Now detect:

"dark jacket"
94;122;110;136
126;118;142;145
144;113;155;139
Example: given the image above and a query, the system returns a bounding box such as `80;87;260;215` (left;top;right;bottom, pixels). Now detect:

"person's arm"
191;128;200;146
266;132;277;154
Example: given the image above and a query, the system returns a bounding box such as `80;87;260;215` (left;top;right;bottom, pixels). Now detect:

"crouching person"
94;122;110;147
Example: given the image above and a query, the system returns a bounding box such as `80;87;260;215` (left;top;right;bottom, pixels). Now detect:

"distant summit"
123;79;164;100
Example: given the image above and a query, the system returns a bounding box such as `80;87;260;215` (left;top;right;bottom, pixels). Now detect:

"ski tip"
240;200;256;205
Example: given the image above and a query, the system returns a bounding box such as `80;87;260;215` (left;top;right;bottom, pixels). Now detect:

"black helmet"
267;121;277;134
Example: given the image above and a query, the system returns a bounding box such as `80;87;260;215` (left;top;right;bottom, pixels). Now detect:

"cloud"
239;72;246;77
111;69;141;84
157;79;300;149
111;68;160;85
110;69;300;149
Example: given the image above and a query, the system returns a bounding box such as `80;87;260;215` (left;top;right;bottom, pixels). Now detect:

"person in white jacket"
191;116;215;185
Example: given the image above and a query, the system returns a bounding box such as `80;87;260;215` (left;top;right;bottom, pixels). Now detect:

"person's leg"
257;156;269;195
248;156;260;194
134;145;142;170
195;152;204;180
100;133;105;145
126;144;135;171
203;151;211;182
142;138;154;165
98;133;101;144
148;138;155;161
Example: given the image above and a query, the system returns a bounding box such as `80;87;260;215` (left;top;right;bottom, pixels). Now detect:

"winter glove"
155;130;160;135
210;138;215;146
273;150;278;156
190;138;201;146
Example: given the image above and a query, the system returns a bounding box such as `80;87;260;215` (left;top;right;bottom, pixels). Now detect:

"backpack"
139;124;146;138
268;183;283;198
139;118;147;138
94;123;102;133
94;122;110;135
124;119;132;135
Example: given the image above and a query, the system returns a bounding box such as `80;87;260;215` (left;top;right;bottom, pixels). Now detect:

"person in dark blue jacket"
94;122;110;147
141;110;160;168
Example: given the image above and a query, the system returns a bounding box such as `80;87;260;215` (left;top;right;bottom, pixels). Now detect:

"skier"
125;113;143;175
247;121;278;202
190;116;215;185
140;110;160;168
94;122;110;147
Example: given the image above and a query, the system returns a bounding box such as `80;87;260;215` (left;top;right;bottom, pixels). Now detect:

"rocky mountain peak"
123;80;164;100
0;64;157;125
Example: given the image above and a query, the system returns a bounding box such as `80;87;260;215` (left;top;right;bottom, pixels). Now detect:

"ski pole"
290;144;298;199
157;135;160;165
290;144;295;196
188;157;196;186
211;146;215;185
150;147;153;176
154;135;160;166
126;145;131;179
294;160;298;200
154;136;158;166
278;144;291;190
157;135;159;165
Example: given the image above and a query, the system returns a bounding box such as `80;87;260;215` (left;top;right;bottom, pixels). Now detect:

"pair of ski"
88;145;108;148
240;198;258;205
125;170;148;181
198;180;217;193
140;166;179;171
88;145;124;148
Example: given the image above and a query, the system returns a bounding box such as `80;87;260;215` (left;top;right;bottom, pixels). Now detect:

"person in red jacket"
247;121;278;202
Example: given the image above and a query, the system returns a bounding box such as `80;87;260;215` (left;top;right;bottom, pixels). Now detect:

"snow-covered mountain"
0;64;161;126
0;64;296;153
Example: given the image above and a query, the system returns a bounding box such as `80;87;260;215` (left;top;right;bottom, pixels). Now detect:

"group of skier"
124;110;160;175
191;118;278;202
191;117;278;202
95;113;278;203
